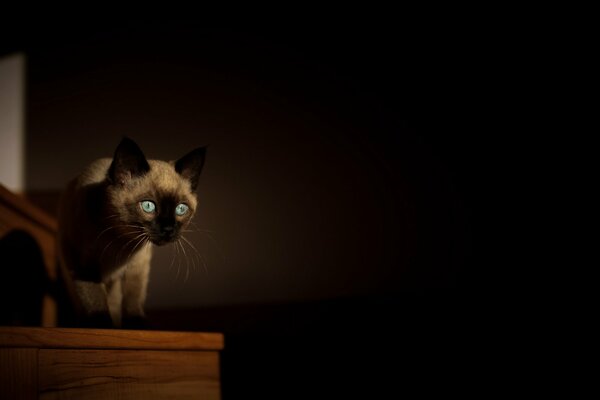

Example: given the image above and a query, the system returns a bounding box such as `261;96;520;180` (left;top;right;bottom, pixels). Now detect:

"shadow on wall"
18;23;471;311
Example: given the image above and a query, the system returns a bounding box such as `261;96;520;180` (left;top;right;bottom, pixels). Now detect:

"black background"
0;17;534;398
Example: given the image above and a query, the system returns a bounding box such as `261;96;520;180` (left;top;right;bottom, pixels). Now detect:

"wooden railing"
0;184;59;326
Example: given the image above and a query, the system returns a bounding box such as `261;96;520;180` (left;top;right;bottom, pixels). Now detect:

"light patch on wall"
0;53;25;192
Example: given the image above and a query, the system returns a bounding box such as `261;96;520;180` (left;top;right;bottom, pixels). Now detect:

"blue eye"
175;203;189;216
141;200;156;213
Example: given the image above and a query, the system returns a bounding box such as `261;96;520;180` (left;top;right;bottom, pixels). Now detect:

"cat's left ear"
175;147;207;191
108;137;150;185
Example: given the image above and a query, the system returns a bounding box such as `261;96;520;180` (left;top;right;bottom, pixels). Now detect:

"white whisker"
168;242;177;271
94;224;145;242
114;231;148;265
178;238;191;282
174;239;183;281
98;224;146;262
181;235;207;275
190;221;215;233
126;234;149;264
185;222;226;265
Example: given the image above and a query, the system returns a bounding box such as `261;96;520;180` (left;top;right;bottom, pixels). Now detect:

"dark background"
0;18;525;397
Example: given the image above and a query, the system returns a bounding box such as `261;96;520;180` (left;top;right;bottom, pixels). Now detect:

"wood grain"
0;327;224;351
0;348;38;400
39;349;221;400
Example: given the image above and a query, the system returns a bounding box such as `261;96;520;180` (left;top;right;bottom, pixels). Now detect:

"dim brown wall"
23;25;469;308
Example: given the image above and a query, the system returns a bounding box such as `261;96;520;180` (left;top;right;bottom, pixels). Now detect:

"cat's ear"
108;137;150;185
175;147;207;191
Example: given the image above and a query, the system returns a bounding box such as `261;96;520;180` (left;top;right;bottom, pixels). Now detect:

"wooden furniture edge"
0;184;60;326
0;184;58;233
0;327;224;351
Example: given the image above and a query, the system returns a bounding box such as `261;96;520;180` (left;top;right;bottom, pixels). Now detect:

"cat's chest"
102;243;152;284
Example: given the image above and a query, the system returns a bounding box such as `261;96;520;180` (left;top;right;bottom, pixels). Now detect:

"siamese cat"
58;137;206;328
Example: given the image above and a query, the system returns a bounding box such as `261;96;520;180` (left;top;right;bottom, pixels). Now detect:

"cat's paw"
122;315;151;330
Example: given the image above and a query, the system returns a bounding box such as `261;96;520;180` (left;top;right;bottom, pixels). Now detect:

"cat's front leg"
73;280;113;328
121;247;152;329
106;278;123;328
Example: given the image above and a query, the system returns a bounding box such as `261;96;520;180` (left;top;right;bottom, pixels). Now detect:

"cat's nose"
160;226;175;237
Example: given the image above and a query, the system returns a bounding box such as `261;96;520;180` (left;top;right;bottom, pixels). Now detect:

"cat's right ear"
107;137;150;185
175;146;207;192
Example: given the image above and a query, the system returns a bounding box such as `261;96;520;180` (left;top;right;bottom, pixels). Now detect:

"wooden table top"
0;327;224;351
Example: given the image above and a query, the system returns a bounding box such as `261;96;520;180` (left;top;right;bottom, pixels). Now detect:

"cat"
57;137;206;328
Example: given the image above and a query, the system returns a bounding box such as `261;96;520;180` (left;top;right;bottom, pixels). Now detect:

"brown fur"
58;138;205;328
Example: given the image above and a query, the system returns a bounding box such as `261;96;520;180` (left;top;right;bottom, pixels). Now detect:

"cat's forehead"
107;159;198;212
145;160;190;193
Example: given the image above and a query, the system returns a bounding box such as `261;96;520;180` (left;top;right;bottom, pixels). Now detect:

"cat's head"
106;137;206;246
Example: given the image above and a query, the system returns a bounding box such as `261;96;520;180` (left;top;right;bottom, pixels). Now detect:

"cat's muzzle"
151;228;177;245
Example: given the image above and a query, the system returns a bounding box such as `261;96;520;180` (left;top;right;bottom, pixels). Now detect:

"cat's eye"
140;200;156;213
175;203;189;216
